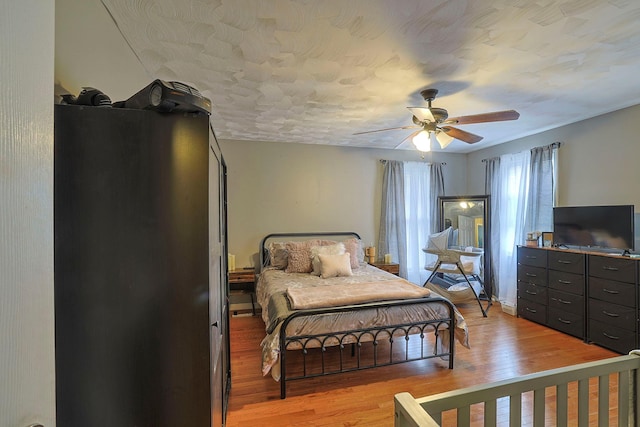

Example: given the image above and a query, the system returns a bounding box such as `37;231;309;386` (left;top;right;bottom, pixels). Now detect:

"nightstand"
228;268;256;315
370;262;400;276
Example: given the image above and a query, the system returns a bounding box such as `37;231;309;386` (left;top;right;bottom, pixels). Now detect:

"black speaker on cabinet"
115;79;211;115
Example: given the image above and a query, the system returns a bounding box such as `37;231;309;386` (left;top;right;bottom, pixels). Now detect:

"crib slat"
578;378;589;425
556;383;568;426
484;399;497;425
457;405;470;426
618;370;630;426
599;374;610;427
509;393;521;427
533;388;545;426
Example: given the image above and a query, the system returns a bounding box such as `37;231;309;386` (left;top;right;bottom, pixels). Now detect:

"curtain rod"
481;141;562;162
379;159;446;165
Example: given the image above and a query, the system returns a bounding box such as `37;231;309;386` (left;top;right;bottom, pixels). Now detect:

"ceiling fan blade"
353;125;418;135
407;107;435;122
435;130;454;149
394;130;422;149
445;110;520;125
441;126;483;144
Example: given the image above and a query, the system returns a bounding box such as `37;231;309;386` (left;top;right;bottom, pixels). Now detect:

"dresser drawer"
518;246;547;268
548;251;585;274
589;299;636;331
548;308;583;338
517;265;547;286
517;298;547;324
589;255;636;283
518;282;547;305
548;270;584;295
548;289;584;316
589;319;637;354
588;277;635;307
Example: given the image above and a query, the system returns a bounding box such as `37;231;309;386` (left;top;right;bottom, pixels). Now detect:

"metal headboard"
259;231;362;272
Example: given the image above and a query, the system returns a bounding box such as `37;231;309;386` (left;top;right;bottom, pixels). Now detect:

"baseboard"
501;303;517;316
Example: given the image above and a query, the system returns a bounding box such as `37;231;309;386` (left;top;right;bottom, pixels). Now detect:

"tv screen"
553;205;635;251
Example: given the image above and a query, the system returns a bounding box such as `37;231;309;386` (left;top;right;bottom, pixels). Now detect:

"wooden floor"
224;303;619;427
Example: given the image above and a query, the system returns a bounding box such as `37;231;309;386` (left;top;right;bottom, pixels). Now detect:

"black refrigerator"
54;104;212;426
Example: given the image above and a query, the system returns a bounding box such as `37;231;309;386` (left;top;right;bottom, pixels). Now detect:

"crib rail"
395;352;640;426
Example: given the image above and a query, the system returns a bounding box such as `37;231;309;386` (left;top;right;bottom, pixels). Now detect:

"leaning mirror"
439;195;491;298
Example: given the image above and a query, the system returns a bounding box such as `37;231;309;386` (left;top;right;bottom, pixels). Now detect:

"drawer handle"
557;260;572;264
525;273;537;277
556;298;571;305
525;307;537;313
602;288;620;295
602;332;620;340
526;255;538;259
525;290;538;296
602;266;619;271
557;318;571;324
557;279;572;285
602;310;619;318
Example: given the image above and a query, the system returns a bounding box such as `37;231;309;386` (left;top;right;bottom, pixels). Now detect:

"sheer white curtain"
487;151;530;308
485;143;559;310
379;161;438;285
403;161;433;285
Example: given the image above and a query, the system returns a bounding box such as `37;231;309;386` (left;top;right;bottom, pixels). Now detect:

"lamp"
412;130;431;152
435;130;454;149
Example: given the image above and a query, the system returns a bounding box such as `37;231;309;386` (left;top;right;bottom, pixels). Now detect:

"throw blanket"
265;280;431;334
286;279;431;310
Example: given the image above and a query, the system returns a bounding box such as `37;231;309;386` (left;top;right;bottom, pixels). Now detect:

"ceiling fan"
354;88;520;152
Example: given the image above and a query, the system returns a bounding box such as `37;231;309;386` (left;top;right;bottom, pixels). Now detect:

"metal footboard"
279;297;456;399
394;352;640;426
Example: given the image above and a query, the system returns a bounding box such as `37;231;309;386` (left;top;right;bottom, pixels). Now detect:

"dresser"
588;254;637;354
517;246;638;354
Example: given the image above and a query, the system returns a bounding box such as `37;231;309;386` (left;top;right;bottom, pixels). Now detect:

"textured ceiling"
100;0;640;153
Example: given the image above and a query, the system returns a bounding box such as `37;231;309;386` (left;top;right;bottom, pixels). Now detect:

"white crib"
395;352;640;426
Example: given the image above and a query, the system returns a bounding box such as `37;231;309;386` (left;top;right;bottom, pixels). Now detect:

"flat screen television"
553;205;635;251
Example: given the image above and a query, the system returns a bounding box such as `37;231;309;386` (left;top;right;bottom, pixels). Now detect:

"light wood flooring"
225;302;619;426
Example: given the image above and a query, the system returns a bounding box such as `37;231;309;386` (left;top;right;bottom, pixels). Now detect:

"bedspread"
257;264;469;380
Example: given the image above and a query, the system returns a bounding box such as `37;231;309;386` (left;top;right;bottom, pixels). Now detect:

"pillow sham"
342;238;365;269
319;253;353;278
284;239;322;273
268;242;288;269
310;243;346;276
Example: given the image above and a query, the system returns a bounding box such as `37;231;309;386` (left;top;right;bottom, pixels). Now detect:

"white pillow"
310;243;346;276
319;253;353;278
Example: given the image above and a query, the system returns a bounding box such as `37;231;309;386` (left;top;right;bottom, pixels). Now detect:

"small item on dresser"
384;253;392;264
228;254;236;271
525;232;538;247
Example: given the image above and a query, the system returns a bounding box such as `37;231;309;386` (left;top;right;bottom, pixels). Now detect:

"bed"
256;232;470;399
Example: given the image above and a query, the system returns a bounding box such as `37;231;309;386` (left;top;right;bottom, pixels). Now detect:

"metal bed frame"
259;232;458;399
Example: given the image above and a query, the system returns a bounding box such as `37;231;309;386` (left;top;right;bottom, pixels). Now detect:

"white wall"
220;139;467;267
466;104;640;207
1;1;55;425
55;0;150;101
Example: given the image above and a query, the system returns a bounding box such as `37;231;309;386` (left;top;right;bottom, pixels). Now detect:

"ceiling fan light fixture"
412;130;431;152
435;130;454;149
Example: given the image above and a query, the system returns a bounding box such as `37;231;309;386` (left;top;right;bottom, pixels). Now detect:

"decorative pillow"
319;253;353;278
284;239;321;273
342;238;365;269
268;242;288;269
310;243;346;275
